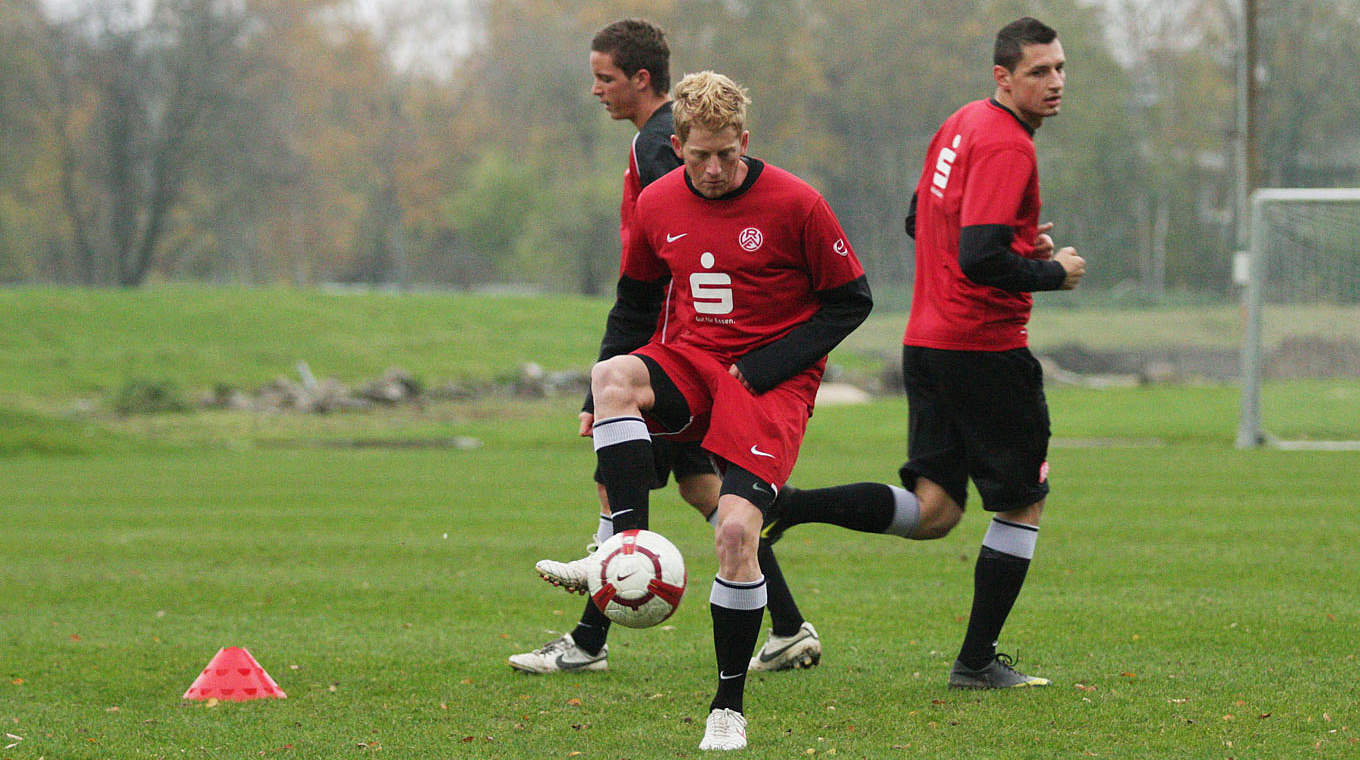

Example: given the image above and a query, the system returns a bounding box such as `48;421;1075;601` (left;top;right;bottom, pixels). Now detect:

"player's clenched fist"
1054;247;1085;289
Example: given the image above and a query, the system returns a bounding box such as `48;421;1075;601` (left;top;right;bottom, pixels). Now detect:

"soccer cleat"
699;707;747;751
748;621;822;672
759;484;797;546
535;554;593;594
948;652;1050;689
507;633;607;674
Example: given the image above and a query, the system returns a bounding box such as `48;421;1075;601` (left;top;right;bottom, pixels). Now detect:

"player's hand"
1034;222;1055;259
578;411;594;437
728;364;755;393
1054;246;1086;290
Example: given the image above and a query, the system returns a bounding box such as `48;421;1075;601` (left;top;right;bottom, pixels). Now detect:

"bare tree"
47;0;256;286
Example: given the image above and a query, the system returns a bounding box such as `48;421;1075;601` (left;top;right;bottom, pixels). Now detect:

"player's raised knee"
590;355;650;410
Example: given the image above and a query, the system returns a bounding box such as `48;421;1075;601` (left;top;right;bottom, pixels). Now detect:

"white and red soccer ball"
586;529;687;628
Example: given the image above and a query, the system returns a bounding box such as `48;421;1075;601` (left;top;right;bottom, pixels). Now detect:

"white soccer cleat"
748;621;822;672
507;633;607;674
534;553;593;594
699;707;747;751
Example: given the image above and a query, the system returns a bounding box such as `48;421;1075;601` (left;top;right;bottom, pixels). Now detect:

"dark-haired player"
759;16;1086;690
510;19;821;679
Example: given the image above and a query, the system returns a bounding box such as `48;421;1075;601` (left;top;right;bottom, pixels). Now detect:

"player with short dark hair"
510;19;822;678
757;16;1085;690
586;70;872;750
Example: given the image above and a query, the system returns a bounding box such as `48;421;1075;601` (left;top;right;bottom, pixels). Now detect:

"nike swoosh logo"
719;671;744;680
554;653;600;670
751;483;770;494
666;233;688;242
756;632;812;663
750;445;775;458
616;570;637;581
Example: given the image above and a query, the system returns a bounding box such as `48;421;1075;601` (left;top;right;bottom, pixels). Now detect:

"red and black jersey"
593;104;683;374
622;158;870;405
618;102;679;275
904;98;1064;351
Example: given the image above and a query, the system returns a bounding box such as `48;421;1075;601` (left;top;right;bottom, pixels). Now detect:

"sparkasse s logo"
739;227;763;252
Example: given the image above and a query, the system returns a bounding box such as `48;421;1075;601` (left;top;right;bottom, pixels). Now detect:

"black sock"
571;598;611;655
778;482;899;533
958;546;1031;669
593;416;652;531
709;576;766;714
757;542;804;637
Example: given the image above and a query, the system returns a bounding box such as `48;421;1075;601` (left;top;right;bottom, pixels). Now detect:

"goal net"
1237;188;1360;449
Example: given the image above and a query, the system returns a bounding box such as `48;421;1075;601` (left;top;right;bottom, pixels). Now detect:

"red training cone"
182;647;287;701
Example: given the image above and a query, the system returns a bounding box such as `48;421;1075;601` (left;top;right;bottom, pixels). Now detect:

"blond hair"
671;71;750;142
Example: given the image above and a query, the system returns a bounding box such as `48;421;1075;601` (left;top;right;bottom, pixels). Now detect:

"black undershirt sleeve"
959;224;1067;293
733;275;873;395
904;191;918;240
583;275;669;413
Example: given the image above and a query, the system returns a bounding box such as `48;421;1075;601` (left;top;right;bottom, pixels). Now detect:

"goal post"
1237;187;1360;449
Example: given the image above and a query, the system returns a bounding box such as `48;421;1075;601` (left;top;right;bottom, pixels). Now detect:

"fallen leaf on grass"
1168;698;1189;704
1120;672;1136;678
566;698;582;706
1258;713;1272;719
9;679;22;685
1074;684;1096;692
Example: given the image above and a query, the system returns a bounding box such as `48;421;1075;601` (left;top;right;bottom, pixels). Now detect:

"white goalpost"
1237;187;1360;449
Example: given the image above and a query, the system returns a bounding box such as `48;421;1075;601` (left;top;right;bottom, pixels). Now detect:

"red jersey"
624;159;865;405
905;98;1042;351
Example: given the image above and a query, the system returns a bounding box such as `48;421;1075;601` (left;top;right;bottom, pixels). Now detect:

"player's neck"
631;95;670;130
993;89;1042;131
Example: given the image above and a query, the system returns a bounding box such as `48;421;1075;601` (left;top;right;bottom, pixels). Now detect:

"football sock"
758;541;805;637
777;483;919;536
594;512;614;547
709;575;766;714
958;517;1038;670
571;598;610;655
592;416;652;531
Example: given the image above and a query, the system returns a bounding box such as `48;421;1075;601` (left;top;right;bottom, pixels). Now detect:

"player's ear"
739;131;750;154
993;64;1012;90
671;133;683;158
632;67;652;92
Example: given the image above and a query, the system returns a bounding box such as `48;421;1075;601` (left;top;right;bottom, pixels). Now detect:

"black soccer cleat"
760;484;797;546
948;652;1050;689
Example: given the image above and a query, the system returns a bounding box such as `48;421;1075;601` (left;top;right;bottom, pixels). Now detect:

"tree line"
1;0;1358;296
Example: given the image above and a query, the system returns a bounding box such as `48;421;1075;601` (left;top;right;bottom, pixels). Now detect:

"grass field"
2;288;1358;758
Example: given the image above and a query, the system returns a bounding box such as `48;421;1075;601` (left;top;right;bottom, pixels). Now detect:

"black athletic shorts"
898;345;1051;511
592;355;718;489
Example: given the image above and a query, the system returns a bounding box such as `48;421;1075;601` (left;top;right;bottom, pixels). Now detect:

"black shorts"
899;345;1051;511
592;438;716;489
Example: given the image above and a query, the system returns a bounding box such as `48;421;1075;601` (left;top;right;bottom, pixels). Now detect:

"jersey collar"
683;156;765;200
987;98;1036;137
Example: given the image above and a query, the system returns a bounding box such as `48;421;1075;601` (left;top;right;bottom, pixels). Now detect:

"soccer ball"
586;529;687;629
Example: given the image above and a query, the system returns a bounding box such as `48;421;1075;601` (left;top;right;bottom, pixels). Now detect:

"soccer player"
509;19;821;677
584;70;871;750
759;16;1086;689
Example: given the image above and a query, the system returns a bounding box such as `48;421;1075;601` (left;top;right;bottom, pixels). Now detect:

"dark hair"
994;17;1058;71
591;19;671;95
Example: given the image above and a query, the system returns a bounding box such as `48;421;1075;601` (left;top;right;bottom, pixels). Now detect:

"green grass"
0;286;611;407
2;287;1358;757
3;397;1359;758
